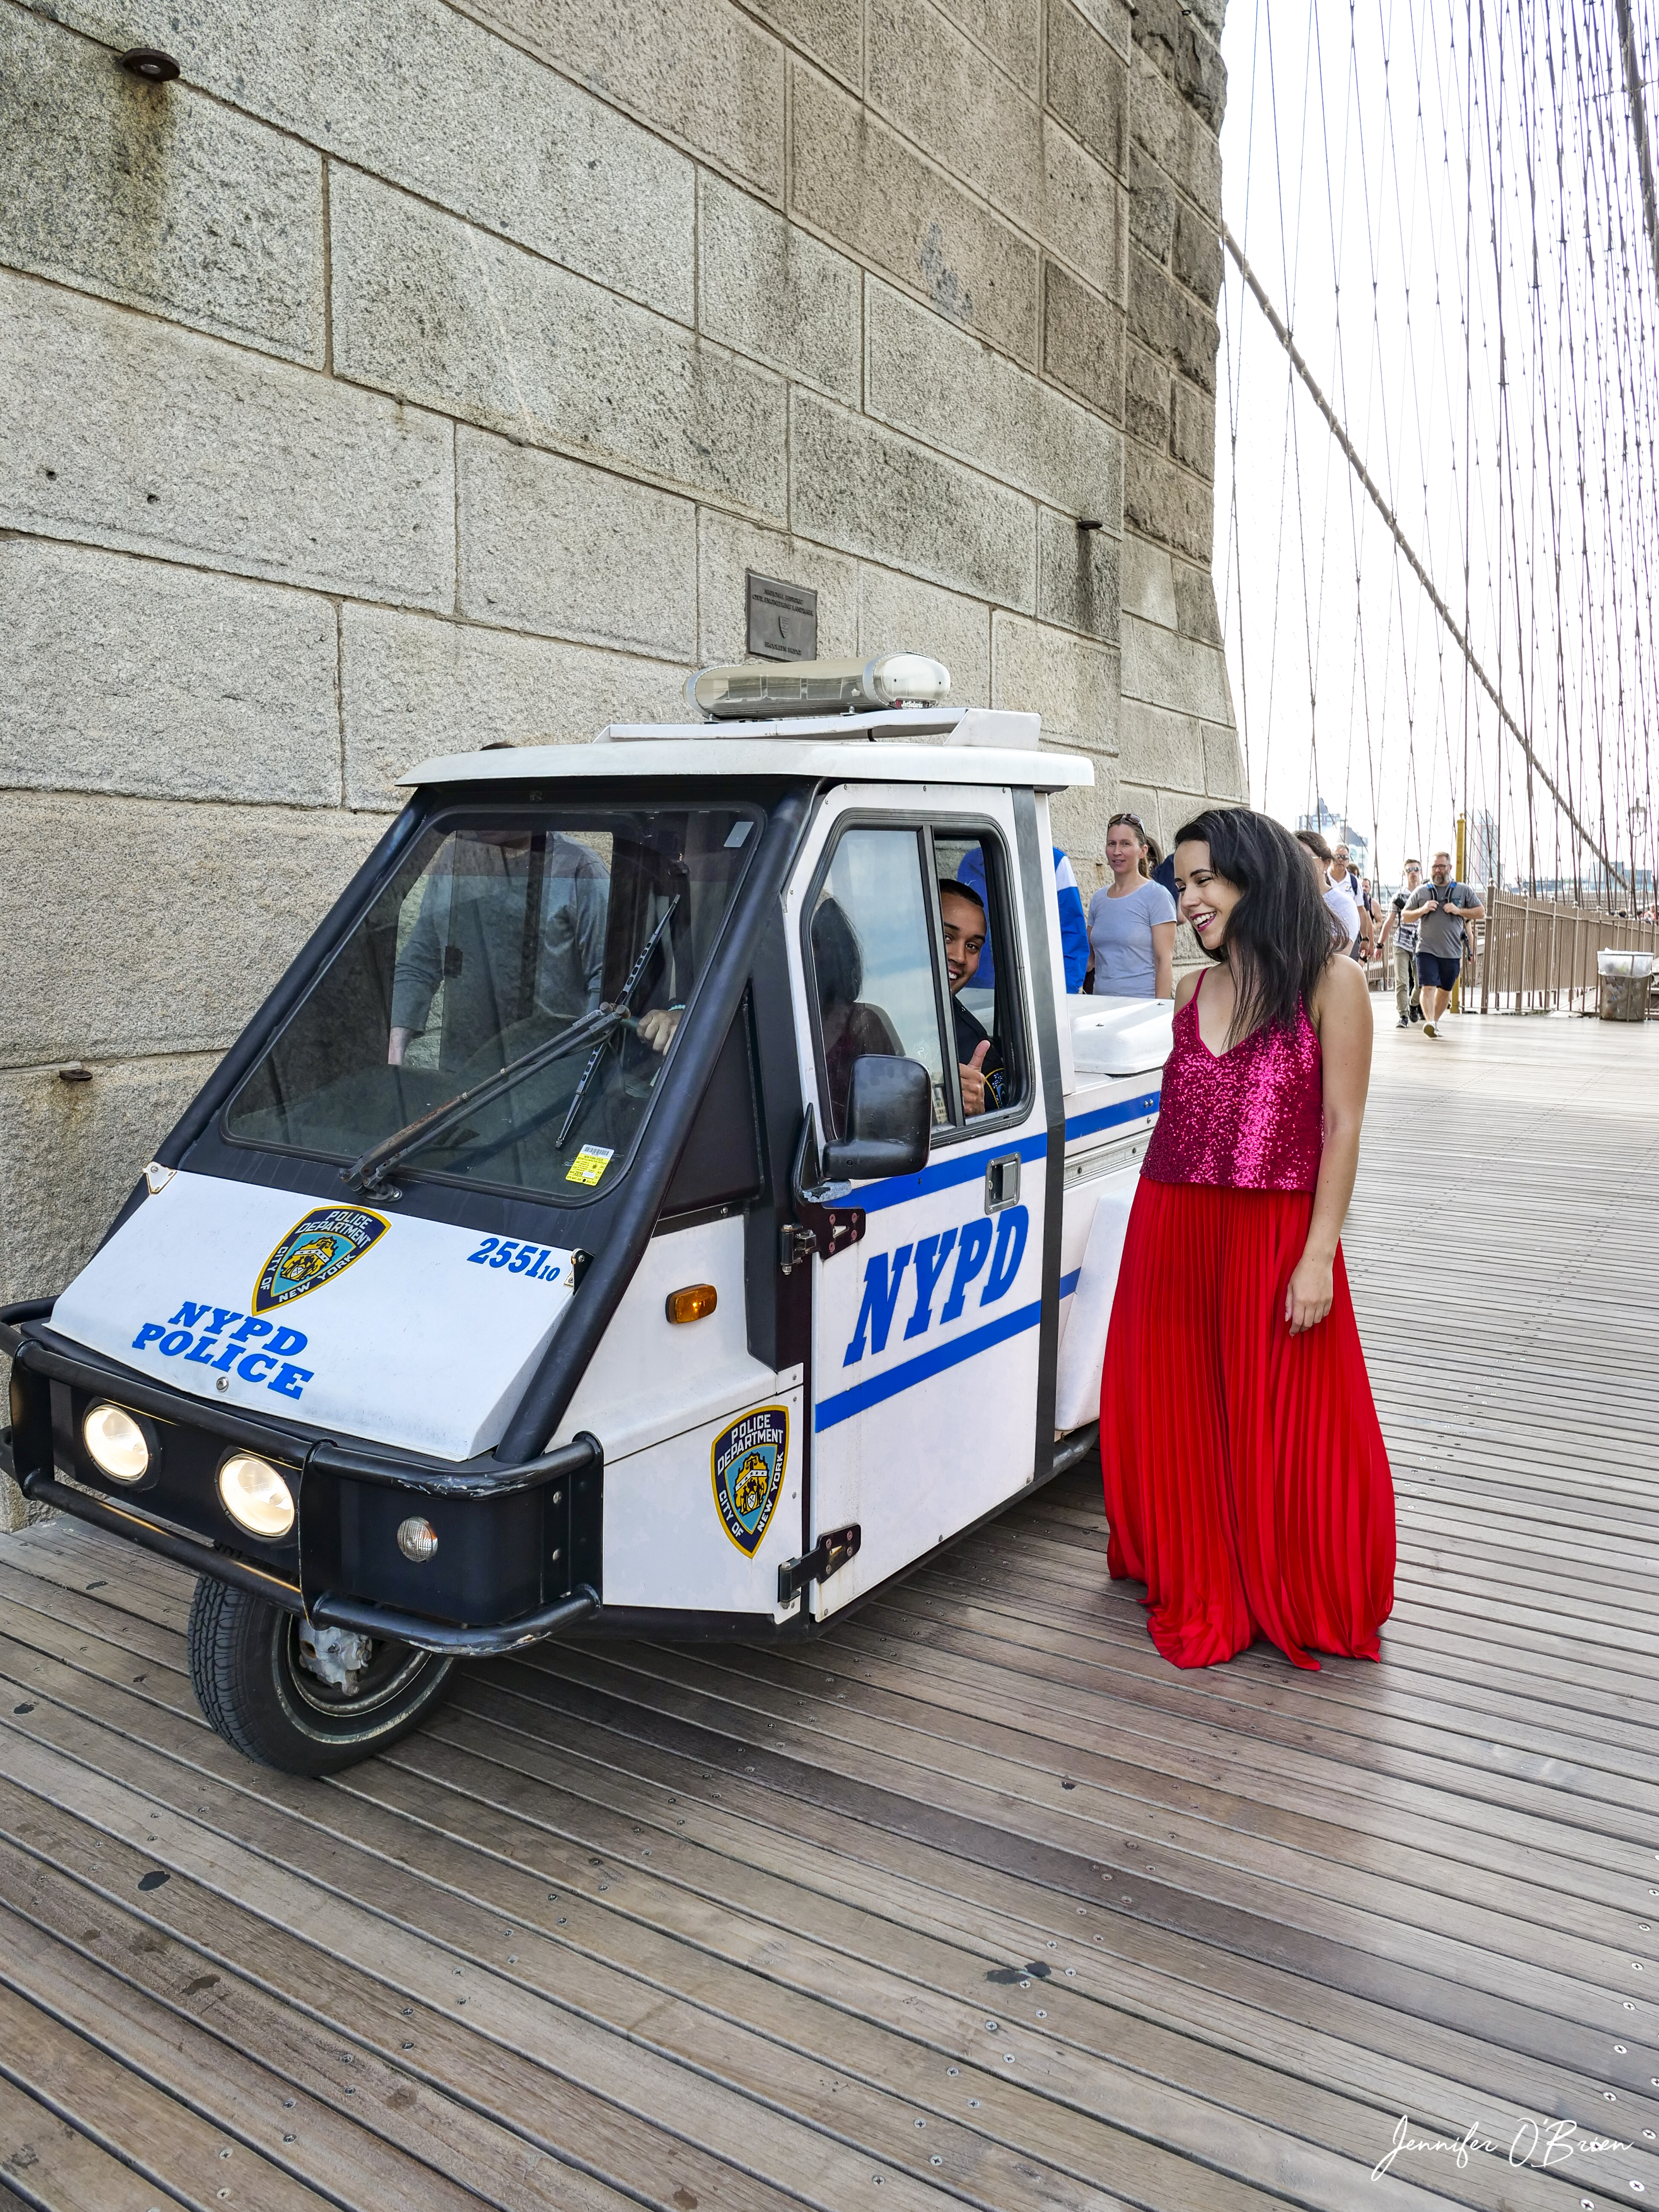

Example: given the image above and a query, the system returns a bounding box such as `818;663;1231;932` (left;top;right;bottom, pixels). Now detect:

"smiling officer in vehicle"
938;878;1007;1115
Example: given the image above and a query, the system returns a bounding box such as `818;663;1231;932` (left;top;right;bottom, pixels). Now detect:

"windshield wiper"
345;894;683;1197
342;1004;630;1197
553;896;681;1150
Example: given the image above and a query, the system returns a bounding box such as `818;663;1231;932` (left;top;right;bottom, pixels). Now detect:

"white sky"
1216;0;1659;898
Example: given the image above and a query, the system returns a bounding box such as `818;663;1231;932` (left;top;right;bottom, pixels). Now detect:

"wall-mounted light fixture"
119;47;180;81
1077;517;1104;531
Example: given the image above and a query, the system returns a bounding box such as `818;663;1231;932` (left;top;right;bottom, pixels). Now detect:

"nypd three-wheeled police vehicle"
1;654;1173;1773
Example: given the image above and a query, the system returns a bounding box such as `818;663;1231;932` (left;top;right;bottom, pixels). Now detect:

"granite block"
0;540;340;805
459;430;698;658
0;269;453;606
790;66;1039;365
698;174;862;401
790;388;1037;608
342;605;688;809
0;6;323;362
329;169;786;519
1042;260;1125;421
1;792;381;1066
866;280;1122;518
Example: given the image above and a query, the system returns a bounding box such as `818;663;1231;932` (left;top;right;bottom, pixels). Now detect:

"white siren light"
687;652;951;720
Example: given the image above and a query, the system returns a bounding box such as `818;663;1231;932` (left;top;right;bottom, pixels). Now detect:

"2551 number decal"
466;1237;564;1283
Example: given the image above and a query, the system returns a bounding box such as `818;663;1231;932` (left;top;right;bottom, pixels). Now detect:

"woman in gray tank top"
1086;812;1178;998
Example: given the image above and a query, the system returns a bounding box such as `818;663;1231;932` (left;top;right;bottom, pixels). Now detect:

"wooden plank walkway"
3;1008;1658;2212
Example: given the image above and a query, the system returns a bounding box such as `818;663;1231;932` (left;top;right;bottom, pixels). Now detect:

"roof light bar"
687;652;950;720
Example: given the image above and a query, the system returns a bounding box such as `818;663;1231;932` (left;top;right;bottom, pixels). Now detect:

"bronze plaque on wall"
745;572;818;662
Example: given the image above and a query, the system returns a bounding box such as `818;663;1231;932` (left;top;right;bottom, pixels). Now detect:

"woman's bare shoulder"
1310;953;1371;1027
1173;967;1204;1011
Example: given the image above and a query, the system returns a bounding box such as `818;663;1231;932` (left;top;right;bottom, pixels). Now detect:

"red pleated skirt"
1099;1178;1396;1671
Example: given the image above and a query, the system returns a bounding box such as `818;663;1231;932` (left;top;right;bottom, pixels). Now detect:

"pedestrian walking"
1330;842;1361;909
1099;806;1396;1671
1355;876;1382;961
1294;828;1361;953
1378;860;1425;1026
1401;853;1485;1036
1086;812;1177;998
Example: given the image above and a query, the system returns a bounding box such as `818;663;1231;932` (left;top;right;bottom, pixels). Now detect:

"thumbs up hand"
960;1039;990;1116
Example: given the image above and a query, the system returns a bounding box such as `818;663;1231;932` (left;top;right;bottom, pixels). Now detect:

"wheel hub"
297;1622;374;1696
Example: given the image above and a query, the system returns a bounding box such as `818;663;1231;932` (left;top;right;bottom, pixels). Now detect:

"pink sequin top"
1143;971;1325;1191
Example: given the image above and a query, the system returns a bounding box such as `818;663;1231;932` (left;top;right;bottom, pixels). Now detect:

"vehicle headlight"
83;1403;153;1484
217;1452;295;1539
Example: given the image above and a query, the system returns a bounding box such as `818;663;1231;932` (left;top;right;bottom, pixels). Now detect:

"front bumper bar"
4;1300;603;1657
17;1472;599;1657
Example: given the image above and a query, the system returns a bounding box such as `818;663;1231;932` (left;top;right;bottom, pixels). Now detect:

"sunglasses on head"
1108;813;1147;834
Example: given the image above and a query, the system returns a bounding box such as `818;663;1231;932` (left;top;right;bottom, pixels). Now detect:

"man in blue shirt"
955;844;1089;993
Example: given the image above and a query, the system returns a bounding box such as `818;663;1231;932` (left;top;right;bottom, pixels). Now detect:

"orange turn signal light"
665;1283;718;1324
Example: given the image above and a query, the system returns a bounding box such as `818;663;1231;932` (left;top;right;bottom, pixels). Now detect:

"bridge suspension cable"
1219;0;1659;911
1223;223;1630;892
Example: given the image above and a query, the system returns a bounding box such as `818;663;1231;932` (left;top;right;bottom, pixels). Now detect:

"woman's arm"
1286;958;1373;1335
1172;967;1203;1013
1150;919;1177;998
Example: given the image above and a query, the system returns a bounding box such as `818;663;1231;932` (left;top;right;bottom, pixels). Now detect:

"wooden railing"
1472;889;1659;1012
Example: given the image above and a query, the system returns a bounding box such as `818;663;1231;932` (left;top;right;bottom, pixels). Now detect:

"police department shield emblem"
711;1406;789;1557
253;1205;389;1315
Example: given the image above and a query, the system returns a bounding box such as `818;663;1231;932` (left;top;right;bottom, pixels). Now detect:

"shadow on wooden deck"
2;1010;1657;2211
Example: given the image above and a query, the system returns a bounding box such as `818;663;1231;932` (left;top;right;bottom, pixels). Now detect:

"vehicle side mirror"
822;1055;932;1182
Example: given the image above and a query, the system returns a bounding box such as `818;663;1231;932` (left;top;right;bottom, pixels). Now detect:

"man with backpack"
1400;851;1485;1038
1380;858;1425;1027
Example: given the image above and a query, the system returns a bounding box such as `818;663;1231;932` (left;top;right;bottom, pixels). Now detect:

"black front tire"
186;1577;453;1775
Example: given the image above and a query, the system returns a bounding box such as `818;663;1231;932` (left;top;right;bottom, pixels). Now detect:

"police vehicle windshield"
225;805;760;1202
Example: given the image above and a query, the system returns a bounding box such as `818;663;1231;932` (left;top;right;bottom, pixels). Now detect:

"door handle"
984;1153;1021;1211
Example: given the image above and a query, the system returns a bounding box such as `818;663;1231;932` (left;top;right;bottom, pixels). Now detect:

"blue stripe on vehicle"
1059;1268;1081;1299
1063;1090;1161;1142
847;1089;1158;1217
813;1300;1043;1431
854;1132;1049;1214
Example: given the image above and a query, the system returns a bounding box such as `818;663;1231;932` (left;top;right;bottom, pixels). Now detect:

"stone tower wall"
0;0;1238;1511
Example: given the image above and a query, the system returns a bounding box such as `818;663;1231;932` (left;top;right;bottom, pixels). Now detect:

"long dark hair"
1174;807;1344;1041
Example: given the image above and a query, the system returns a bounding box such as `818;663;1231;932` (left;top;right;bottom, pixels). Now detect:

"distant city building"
1296;797;1370;871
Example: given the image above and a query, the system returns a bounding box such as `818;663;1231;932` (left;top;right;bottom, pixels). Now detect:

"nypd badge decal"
253;1205;390;1314
712;1406;789;1556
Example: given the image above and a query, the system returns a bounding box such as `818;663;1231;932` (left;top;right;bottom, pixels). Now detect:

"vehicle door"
787;788;1053;1617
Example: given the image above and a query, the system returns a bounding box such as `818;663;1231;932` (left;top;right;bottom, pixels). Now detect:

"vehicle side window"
809;828;949;1138
934;830;1029;1123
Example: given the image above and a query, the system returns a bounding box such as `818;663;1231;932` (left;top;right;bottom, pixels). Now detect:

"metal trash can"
1597;949;1655;1021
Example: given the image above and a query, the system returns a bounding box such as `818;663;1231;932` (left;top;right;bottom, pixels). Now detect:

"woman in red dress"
1099;806;1395;1670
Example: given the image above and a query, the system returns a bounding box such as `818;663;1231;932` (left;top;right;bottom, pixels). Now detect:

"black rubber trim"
1012;788;1067;1487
